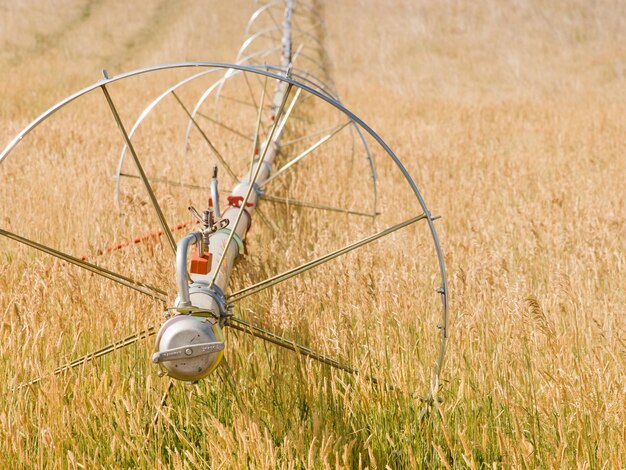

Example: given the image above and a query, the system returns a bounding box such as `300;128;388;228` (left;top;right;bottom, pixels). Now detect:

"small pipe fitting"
176;231;201;307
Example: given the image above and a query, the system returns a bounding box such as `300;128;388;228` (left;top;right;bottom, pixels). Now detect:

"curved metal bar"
274;65;335;103
190;55;335;156
239;25;327;67
184;49;282;151
239;23;330;84
352;119;378;215
246;0;284;35
186;69;241;151
284;68;371;211
235;26;283;63
0;63;448;407
115;68;220;204
258;64;336;100
266;48;329;79
246;0;325;37
212;46;284;110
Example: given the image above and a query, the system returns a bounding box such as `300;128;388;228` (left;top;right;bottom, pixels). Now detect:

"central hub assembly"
152;315;225;381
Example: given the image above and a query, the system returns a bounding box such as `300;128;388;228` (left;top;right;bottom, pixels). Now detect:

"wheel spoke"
280;122;345;147
101;84;177;255
19;326;157;387
228;214;427;302
197;112;253;141
218;94;272;110
118;173;280;233
171;90;238;182
151;379;174;429
263;194;378;218
209;83;294;289
119;172;208;192
262;120;351;186
274;87;302;139
226;316;377;380
0;228;167;301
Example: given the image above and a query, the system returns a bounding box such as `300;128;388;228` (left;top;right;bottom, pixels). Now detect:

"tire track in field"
104;0;187;72
3;0;103;68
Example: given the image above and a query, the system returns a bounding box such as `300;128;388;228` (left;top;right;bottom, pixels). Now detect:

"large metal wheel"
0;3;447;425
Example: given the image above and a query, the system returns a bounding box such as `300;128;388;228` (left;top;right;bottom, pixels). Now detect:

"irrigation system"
1;0;448;419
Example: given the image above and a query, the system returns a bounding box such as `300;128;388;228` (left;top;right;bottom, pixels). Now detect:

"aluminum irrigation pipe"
0;61;448;409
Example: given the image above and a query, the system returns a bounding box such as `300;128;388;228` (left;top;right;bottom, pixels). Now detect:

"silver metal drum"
152;315;225;382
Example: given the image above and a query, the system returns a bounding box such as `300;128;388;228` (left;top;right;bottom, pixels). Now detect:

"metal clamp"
216;228;246;256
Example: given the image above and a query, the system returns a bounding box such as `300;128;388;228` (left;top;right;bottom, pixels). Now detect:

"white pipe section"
177;232;202;306
188;0;294;296
211;169;221;218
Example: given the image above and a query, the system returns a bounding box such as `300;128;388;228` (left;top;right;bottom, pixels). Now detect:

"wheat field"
0;0;624;468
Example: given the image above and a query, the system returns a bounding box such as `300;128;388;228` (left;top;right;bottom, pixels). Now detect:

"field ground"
0;0;624;468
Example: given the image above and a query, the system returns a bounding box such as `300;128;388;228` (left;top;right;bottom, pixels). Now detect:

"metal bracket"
152;341;225;364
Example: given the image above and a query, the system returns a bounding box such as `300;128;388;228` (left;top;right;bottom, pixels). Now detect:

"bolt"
185;348;193;356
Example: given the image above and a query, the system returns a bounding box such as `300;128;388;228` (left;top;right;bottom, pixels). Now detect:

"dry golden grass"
1;0;625;468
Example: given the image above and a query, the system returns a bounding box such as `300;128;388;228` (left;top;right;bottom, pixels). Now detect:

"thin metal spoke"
226;316;379;384
19;326;157;387
280;122;344;147
209;83;294;289
262;120;351;186
0;228;167;301
263;194;378;218
119;173;281;233
151;379;174;429
274;87;302;139
228;214;427;302
255;207;280;233
171;90;238;183
197;112;254;141
242;67;260;111
219;94;272;110
290;43;305;69
101;84;177;255
119;172;208;192
265;6;282;32
164;92;278;235
250;75;269;182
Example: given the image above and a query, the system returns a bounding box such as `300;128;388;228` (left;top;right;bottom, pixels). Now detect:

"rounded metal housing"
153;315;224;382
